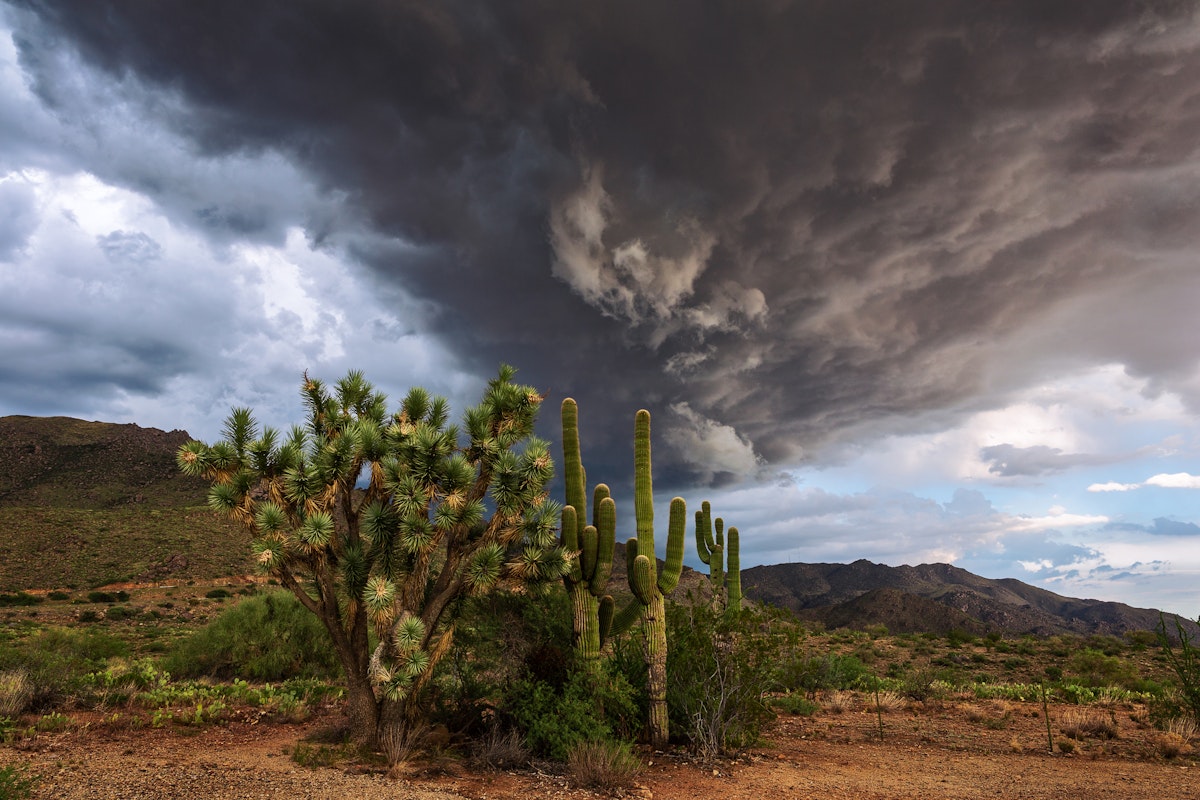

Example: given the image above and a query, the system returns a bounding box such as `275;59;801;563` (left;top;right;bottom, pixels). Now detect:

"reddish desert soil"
3;696;1196;800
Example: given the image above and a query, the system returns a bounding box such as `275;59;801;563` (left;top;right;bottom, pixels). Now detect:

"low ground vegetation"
1;581;1197;793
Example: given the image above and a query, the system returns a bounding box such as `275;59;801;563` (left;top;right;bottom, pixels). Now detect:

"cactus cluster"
559;402;683;747
694;500;742;610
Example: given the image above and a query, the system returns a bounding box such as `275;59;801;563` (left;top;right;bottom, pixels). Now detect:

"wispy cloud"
1089;472;1200;492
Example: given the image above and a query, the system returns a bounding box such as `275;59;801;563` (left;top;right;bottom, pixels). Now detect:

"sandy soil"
3;697;1196;800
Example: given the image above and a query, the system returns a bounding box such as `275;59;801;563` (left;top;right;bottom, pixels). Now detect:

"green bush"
163;591;342;681
776;651;872;695
0;593;41;608
667;603;786;754
506;666;639;762
1157;614;1200;723
0;763;39;800
0;628;129;710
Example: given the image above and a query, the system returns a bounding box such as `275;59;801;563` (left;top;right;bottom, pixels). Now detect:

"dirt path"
3;699;1195;799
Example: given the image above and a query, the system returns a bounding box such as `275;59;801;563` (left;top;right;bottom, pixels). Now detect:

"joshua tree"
177;367;569;750
694;500;743;610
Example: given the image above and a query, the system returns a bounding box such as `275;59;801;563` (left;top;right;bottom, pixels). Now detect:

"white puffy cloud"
1145;472;1200;489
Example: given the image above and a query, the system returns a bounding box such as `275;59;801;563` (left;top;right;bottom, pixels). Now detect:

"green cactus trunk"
694;501;743;612
726;526;742;610
626;409;685;748
560;399;616;673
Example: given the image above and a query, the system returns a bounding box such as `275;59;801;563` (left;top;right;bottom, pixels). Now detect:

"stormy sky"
1;1;1198;616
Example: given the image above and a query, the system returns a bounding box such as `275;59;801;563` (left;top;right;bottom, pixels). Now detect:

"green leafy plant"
1157;614;1200;723
0;764;39;800
164;590;342;681
666;601;783;755
506;666;639;762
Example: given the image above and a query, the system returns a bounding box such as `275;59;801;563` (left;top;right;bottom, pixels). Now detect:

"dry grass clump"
1155;732;1193;759
1163;716;1197;741
822;690;856;714
1058;708;1118;741
471;727;530;771
874;690;907;712
0;670;33;717
567;740;642;790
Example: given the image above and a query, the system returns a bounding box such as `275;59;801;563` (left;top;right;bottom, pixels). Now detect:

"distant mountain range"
742;560;1198;638
2;414;1193;637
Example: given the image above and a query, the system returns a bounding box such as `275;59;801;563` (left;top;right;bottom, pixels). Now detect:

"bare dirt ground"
4;696;1195;800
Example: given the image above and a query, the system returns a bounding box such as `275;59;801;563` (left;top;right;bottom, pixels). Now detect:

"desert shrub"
86;591;114;604
0;628;129;710
163;590;341;681
567;739;641;790
204;589;232;599
46;592;70;602
506;666;639;762
773;692;819;715
0;672;32;717
0;593;41;608
776;651;872;696
0;764;39;800
945;629;975;648
1157;614;1200;724
1067;648;1139;689
431;589;574;735
104;605;135;621
1059;708;1118;740
470;727;531;770
666;603;783;755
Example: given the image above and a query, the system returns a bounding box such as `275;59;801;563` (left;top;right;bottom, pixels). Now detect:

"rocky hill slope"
742;559;1197;637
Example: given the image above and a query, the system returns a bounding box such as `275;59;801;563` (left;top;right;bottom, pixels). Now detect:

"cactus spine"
560;399;617;672
623;409;685;748
694;501;743;610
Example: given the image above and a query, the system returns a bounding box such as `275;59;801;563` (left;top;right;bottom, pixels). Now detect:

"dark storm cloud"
9;0;1200;488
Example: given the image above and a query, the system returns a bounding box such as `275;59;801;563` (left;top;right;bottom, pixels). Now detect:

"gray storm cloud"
5;0;1200;490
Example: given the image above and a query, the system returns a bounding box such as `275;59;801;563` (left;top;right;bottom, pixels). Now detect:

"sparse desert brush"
874;690;907;712
822;690;855;713
1155;732;1193;759
0;670;33;717
1163;716;1197;741
567;739;641;790
963;704;986;723
1059;708;1118;741
471;727;530;771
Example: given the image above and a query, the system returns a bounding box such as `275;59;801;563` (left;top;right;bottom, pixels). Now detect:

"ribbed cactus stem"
726;526;742;609
560;398;617;669
695;501;715;565
633;409;655;579
658;497;686;595
629;408;681;749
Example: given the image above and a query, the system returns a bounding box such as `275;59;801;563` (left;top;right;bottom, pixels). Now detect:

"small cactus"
694;500;743;611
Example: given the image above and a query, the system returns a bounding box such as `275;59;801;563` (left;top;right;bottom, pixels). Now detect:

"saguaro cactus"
621;409;685;748
560;398;617;672
694;501;743;610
